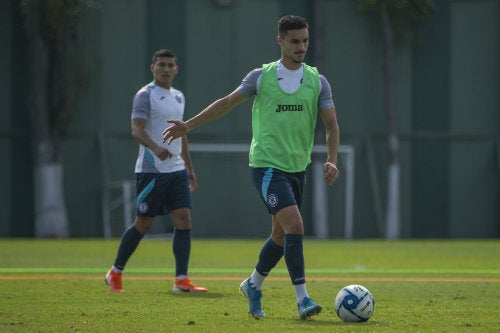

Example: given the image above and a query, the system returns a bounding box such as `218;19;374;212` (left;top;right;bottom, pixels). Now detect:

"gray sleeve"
318;75;335;110
236;68;262;97
131;89;150;120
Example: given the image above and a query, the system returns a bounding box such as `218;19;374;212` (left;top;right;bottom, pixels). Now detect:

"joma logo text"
275;104;303;112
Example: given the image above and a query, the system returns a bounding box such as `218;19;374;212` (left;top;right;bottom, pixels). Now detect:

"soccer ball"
334;284;375;322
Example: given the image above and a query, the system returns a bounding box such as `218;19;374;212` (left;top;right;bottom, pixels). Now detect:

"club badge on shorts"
267;194;278;208
138;202;149;214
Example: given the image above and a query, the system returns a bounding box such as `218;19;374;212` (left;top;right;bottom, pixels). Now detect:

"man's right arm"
163;89;248;143
186;90;248;131
162;68;262;143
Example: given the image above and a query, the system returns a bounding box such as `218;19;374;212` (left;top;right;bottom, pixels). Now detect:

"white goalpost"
185;143;354;239
101;142;355;239
311;145;355;239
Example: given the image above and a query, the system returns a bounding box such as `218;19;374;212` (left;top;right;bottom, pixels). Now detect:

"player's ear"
150;63;155;73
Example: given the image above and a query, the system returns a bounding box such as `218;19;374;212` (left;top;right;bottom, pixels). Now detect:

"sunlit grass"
0;239;499;332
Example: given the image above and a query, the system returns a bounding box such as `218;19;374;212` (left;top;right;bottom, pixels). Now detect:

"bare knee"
274;206;304;235
133;217;154;235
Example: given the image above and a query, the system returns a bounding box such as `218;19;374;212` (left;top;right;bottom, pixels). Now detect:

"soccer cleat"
298;297;323;319
173;277;208;292
105;268;124;293
239;278;265;319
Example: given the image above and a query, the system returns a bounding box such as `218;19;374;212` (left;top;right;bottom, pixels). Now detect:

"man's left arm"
319;106;340;185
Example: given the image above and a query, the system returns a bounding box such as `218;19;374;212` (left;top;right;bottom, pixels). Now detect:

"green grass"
1;239;499;332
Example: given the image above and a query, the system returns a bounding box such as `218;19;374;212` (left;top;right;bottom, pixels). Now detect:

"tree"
20;0;92;237
357;0;434;238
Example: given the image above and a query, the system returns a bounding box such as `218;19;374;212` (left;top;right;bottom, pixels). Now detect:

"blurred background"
0;0;498;239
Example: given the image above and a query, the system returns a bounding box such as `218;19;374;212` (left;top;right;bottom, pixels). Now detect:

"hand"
323;161;339;185
162;119;189;144
152;145;173;161
189;173;198;192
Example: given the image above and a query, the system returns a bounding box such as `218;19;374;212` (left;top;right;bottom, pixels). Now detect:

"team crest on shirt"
267;194;278;207
138;202;149;214
175;95;183;104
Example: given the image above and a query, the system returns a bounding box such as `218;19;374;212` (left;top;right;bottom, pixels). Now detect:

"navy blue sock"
255;237;284;276
114;225;143;271
284;234;306;285
173;229;191;277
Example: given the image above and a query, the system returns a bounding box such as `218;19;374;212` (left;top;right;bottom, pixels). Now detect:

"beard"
292;51;306;63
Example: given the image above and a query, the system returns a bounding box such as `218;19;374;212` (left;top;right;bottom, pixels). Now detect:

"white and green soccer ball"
334;284;375;322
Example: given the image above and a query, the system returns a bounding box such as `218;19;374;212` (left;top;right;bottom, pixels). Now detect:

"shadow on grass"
163;291;227;299
270;310;379;327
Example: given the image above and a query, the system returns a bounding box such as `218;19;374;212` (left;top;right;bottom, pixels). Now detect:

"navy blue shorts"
251;167;305;215
135;170;191;217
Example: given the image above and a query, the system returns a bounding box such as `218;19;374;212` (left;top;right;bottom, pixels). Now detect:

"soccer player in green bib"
163;15;340;319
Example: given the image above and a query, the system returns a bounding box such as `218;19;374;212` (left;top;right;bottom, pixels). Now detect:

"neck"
280;57;302;70
154;81;172;89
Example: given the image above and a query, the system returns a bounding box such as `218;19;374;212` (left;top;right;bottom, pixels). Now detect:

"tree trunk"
385;134;401;239
34;157;69;238
310;0;330;238
381;2;401;239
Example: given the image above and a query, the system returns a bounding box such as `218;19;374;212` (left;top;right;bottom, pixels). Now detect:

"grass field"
1;238;499;332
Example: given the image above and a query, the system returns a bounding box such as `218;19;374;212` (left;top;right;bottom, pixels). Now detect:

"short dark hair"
277;15;309;38
152;49;176;64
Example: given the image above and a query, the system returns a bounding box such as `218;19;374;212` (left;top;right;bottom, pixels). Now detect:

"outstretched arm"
319;106;340;185
163;90;248;143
